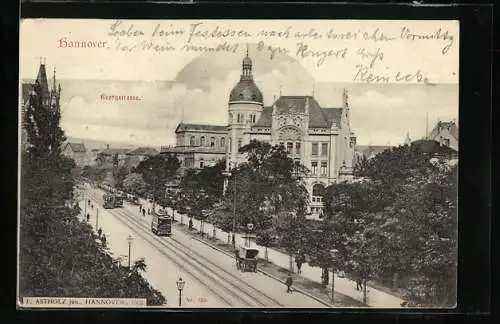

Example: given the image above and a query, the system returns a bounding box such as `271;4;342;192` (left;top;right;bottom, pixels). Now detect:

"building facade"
95;145;131;168
125;147;158;169
428;120;459;152
224;52;356;216
161;123;227;172
61;142;88;166
164;52;356;217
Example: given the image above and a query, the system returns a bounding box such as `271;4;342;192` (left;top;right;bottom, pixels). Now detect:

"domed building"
163;50;356;218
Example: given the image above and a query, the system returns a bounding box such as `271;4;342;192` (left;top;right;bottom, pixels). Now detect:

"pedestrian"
91;204;93;209
356;278;363;291
142;208;146;217
295;252;305;274
86;213;90;222
285;275;293;293
188;219;193;230
97;227;102;237
139;204;142;211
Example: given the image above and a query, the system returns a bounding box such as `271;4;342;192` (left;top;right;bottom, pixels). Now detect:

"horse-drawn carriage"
235;246;259;272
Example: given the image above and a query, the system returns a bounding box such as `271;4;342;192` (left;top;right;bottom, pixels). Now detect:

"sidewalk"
140;201;405;308
174;221;364;308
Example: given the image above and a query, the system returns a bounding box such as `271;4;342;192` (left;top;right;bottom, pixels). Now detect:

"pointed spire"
405;131;411;145
279;85;283;96
36;58;50;103
52;65;57;90
342;88;349;109
241;45;253;80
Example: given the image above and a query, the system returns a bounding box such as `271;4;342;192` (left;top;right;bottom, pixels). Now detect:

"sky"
19;19;459;147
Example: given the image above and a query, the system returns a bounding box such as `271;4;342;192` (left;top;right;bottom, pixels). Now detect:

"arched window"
210;137;215;147
200;136;206;147
190;136;195;146
312;183;325;203
221;137;225;148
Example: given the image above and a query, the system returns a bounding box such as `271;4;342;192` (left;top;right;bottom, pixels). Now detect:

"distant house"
126;147;158;168
96;145;132;168
354;145;392;161
62;142;88;166
428;120;458;152
160;122;227;172
411;139;458;165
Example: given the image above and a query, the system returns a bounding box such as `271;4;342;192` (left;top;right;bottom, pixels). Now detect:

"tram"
151;213;172;236
103;194;124;209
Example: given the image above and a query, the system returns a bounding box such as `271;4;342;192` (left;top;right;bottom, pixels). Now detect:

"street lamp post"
223;170;237;247
176;277;185;307
246;223;254;247
84;194;87;220
330;249;339;303
127;235;134;268
232;174;236;247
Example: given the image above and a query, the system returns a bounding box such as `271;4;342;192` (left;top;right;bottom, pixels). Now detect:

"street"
80;183;327;308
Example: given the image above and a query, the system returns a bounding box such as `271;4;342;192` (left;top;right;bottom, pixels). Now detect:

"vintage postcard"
18;19;459;309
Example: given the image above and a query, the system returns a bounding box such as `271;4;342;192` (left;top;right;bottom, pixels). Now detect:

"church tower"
226;46;264;171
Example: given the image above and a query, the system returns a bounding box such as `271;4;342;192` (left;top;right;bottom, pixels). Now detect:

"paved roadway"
81;183;327;308
136;195;405;308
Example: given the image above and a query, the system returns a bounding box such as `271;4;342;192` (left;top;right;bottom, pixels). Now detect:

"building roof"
428;121;458;141
411;139;458;155
355;145;392;157
229;53;263;103
127;147;158;156
64;142;87;153
161;146;226;154
36;63;50;101
229;79;264;103
99;148;132;155
253;107;273;127
252;96;343;129
175;123;228;133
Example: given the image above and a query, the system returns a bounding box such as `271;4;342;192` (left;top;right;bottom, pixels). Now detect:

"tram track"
86;188;284;308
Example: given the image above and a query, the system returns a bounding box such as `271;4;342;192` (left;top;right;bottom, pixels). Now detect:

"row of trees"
318;145;458;307
95;138;457;307
19;80;166;305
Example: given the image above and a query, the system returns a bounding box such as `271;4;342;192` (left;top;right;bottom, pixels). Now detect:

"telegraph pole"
232;174;237;247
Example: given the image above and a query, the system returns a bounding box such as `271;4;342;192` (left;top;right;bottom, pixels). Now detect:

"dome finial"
246;43;249;57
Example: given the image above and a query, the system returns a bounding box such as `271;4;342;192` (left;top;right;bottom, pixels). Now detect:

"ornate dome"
229;52;263;103
229;80;263;103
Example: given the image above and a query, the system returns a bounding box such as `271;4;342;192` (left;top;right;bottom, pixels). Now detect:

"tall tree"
19;76;166;305
122;173;148;196
323;144;457;307
135;154;181;200
224;140;309;231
